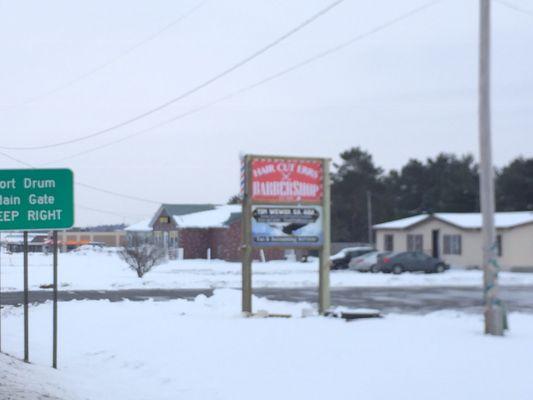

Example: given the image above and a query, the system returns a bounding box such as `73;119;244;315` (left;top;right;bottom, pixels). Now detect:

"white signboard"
251;205;323;248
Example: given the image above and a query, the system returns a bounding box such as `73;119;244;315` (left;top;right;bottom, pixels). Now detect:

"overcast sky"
1;0;532;226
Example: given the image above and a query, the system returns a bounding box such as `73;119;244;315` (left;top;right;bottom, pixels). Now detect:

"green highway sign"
0;169;74;230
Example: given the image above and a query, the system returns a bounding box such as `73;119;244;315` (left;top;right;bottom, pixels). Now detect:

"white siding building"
374;212;533;271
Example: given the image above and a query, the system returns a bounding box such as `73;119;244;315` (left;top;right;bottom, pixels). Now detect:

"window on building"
443;234;462;255
407;234;423;252
384;234;394;251
497;234;502;257
169;231;178;247
159;216;170;224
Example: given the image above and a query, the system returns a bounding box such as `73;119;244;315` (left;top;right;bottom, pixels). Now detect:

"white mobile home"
373;212;533;271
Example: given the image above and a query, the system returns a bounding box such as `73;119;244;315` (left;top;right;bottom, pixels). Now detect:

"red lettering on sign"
250;159;323;203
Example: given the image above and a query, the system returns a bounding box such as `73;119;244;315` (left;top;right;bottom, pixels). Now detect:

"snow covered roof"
128;204;242;232
172;205;241;229
373;214;429;229
438;212;533;229
1;233;48;244
125;219;153;232
374;212;533;230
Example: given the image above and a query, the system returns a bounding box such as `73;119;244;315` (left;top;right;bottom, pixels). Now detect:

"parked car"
330;246;374;270
349;251;390;273
378;251;449;274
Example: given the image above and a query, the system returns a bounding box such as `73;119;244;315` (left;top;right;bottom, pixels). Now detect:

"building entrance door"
432;230;440;258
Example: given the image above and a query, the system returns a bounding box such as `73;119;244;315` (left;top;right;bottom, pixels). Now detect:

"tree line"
331;147;533;242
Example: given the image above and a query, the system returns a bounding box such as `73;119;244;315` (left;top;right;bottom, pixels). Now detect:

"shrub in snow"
119;234;165;278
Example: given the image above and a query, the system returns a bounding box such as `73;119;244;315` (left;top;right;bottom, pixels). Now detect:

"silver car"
348;251;389;273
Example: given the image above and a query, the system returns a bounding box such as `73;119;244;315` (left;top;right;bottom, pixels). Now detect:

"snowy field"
2;249;533;292
1;289;532;400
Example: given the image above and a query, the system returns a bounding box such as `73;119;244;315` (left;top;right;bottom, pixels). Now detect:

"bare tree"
120;234;165;278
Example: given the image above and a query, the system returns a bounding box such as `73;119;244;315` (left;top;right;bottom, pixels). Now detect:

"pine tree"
496;157;533;210
331;148;390;242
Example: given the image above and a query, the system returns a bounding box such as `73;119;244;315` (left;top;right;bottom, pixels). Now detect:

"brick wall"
179;219;284;262
210;220;284;262
209;225;240;261
179;229;210;259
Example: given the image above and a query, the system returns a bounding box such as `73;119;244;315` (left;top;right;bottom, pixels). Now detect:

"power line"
1;0;440;216
0;150;163;208
42;0;441;166
1;0;209;108
0;0;440;212
0;150;33;168
494;0;533;18
1;0;345;151
0;155;151;219
77;204;149;219
76;182;162;204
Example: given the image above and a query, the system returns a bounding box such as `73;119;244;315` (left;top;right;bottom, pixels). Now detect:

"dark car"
378;251;449;274
330;246;374;270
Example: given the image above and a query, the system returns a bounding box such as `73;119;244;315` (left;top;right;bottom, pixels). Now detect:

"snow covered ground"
0;353;78;400
1;290;532;400
2;249;533;292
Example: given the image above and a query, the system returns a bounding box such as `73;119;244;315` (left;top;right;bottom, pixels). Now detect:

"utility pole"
366;190;373;246
479;0;505;336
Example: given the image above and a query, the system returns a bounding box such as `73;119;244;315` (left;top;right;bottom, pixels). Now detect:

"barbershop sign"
241;154;330;313
250;158;323;203
0;169;74;230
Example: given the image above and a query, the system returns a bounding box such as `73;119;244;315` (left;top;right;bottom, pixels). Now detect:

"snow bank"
1;290;532;400
2;249;533;292
0;353;78;400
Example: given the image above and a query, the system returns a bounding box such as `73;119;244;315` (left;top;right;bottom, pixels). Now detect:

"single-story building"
1;233;49;253
126;204;285;262
56;231;126;251
1;230;126;253
373;211;533;271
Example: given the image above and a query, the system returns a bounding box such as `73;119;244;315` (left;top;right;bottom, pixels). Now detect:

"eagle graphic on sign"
252;207;320;237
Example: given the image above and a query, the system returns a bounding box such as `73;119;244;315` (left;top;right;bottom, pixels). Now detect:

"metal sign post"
0;231;2;353
0;168;74;364
241;155;330;314
366;190;373;246
52;231;58;368
23;231;29;363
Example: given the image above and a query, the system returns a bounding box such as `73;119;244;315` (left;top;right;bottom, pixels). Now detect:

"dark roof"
223;212;242;226
161;204;216;216
30;235;48;244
